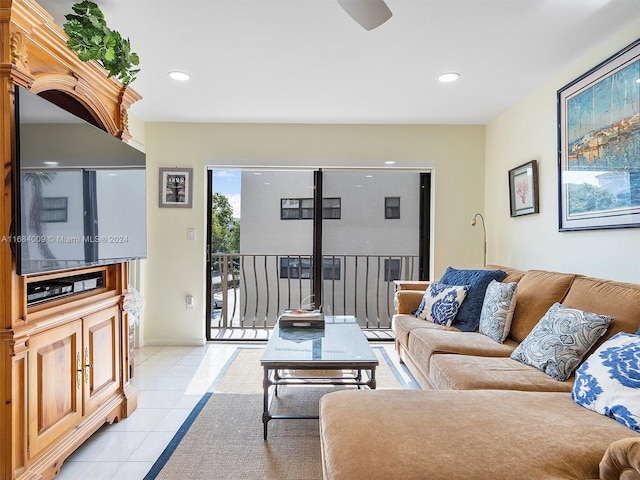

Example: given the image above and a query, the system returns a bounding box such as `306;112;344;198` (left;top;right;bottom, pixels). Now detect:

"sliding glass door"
319;170;427;329
206;167;430;339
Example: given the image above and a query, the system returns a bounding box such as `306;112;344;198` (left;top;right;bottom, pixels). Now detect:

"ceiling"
37;0;640;125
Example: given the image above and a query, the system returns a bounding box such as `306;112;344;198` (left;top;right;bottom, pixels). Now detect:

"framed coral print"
159;167;193;208
509;160;539;217
557;39;640;231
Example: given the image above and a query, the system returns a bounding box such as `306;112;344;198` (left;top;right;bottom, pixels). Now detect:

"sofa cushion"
572;332;640;432
319;390;639;480
479;280;518;343
439;266;507;332
561;276;640;347
510;302;612;381
392;314;456;350
415;283;469;326
429;354;574;391
406;329;517;382
508;270;576;343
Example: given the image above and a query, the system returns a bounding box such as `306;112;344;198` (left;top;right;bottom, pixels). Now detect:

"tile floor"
56;342;405;480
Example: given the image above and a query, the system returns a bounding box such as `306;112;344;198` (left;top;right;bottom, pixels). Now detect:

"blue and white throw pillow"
510;302;612;381
479;280;517;343
415;283;470;327
572;332;640;432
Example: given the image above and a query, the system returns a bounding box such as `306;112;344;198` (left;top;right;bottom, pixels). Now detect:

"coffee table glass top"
261;315;377;365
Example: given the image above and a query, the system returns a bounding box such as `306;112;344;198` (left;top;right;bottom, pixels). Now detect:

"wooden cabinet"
28;321;83;459
82;307;121;415
12;266;137;480
27;306;123;461
0;1;142;478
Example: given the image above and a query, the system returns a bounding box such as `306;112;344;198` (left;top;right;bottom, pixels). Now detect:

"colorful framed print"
557;39;640;231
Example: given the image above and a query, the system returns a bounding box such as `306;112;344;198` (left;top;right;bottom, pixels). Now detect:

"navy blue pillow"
439;267;507;332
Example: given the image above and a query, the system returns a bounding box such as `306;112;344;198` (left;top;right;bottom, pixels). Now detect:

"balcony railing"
210;253;420;339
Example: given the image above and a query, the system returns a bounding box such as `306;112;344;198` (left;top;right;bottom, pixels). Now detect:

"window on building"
280;256;311;279
281;198;341;220
322;257;341;280
280;256;341;280
40;197;68;223
322;198;341;219
385;197;400;219
384;258;401;281
281;198;314;220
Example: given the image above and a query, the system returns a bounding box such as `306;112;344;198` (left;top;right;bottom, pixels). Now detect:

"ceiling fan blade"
337;0;393;31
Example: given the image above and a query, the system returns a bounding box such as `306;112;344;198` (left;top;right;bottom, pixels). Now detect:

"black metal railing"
210;253;419;334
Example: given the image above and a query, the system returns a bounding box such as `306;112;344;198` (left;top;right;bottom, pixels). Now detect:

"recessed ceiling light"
438;72;461;83
168;71;190;81
43;161;59;165
365;175;374;178
385;161;396;165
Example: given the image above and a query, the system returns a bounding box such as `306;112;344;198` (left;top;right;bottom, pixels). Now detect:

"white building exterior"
236;169;423;328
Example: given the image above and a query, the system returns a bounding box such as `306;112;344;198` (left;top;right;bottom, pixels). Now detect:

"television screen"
14;86;146;275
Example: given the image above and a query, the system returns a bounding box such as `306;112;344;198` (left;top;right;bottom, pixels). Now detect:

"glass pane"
321;171;422;328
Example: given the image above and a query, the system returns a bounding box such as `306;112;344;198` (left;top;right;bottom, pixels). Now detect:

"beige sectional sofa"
319;266;640;480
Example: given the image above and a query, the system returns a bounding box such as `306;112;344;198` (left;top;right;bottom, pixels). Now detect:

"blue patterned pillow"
439;267;507;332
572;332;640;432
479;280;518;343
510;302;612;381
415;283;470;327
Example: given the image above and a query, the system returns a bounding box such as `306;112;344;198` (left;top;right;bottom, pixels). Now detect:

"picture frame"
509;160;539;217
159;167;193;208
557;39;640;231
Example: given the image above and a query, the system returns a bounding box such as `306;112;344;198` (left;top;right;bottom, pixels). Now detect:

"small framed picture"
509;160;539;217
159;167;193;208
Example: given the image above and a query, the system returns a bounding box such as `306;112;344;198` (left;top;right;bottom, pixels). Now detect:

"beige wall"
142;124;485;345
485;22;640;283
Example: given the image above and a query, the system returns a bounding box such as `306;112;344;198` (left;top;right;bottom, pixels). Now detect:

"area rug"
144;346;415;480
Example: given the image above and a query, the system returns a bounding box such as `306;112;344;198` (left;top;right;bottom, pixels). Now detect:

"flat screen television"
13;86;147;276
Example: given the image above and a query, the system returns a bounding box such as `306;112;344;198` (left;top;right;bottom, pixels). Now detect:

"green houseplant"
63;1;140;85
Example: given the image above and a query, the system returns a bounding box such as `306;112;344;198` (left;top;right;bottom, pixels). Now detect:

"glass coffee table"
261;315;378;439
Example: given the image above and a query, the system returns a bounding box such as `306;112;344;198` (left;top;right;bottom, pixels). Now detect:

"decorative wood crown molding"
2;0;141;140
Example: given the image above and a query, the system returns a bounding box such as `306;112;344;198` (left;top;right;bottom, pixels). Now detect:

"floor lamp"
471;213;487;267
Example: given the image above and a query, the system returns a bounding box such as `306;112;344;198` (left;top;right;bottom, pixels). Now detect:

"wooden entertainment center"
1;1;141;478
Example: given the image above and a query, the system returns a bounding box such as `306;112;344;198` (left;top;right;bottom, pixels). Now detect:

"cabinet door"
83;306;121;414
28;320;83;458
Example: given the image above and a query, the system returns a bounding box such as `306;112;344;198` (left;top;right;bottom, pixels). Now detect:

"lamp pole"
472;213;487;267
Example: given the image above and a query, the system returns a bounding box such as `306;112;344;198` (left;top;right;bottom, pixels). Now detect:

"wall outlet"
186;295;195;310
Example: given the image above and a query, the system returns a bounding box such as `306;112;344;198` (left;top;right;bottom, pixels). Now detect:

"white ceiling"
37;0;640;125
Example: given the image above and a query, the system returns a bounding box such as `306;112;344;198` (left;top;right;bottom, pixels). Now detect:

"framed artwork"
159;167;193;208
557;39;640;231
509;160;539;217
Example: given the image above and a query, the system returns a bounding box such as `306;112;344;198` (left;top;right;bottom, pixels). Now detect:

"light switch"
186;295;195;310
187;227;195;241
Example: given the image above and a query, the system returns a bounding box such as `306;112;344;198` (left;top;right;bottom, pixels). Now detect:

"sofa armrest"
393;280;430;292
394;289;426;315
600;437;640;480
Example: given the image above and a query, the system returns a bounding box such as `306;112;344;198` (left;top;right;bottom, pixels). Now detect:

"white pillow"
479;280;517;343
415;282;469;327
572;332;640;432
